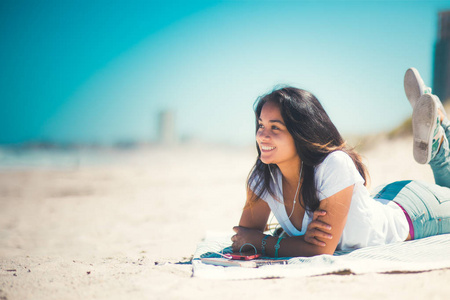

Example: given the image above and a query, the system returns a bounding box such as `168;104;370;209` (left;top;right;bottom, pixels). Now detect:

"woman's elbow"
303;244;336;257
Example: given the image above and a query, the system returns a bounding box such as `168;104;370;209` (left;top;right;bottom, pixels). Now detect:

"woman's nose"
257;129;270;141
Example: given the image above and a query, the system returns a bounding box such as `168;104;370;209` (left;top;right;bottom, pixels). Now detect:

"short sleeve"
314;151;365;200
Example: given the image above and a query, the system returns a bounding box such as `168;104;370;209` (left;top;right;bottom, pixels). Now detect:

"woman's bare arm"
232;185;353;257
238;188;271;232
303;210;333;246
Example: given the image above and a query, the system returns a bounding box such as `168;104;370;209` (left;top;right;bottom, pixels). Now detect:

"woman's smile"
256;101;299;167
260;145;276;152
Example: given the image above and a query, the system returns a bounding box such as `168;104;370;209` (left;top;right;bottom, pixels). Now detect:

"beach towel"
192;232;450;279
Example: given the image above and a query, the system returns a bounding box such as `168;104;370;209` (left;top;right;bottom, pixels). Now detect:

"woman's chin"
260;156;274;165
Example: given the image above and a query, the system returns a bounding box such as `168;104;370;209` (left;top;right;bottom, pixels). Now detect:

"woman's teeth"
261;146;275;151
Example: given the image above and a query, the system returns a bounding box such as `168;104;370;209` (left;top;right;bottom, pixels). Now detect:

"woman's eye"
258;124;264;129
271;126;279;130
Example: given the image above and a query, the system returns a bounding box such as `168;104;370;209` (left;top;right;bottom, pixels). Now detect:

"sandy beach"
1;137;450;300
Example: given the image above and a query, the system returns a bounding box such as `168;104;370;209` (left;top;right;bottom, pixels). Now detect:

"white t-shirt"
251;151;410;251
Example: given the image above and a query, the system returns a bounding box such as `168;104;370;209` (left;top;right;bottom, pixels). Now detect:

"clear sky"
1;0;449;145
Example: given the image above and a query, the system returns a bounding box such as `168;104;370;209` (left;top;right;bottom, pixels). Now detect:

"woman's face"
256;101;299;167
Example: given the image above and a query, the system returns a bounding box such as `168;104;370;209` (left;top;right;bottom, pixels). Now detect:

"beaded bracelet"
261;235;270;256
274;236;283;258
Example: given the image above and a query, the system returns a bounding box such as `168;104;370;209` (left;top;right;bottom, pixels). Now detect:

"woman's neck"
277;158;302;188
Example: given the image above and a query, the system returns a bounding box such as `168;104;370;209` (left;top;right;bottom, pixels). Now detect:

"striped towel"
192;232;450;279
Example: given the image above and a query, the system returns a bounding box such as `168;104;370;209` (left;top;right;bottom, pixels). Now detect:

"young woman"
231;68;450;257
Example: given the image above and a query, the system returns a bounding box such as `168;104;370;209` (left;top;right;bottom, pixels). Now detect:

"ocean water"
0;147;123;170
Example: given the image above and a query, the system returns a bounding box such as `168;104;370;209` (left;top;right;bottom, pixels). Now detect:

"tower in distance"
433;10;450;104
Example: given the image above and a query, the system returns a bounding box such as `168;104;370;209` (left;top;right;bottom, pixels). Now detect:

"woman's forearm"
233;226;335;257
257;235;335;257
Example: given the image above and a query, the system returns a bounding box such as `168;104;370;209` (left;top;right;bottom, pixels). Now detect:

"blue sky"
1;0;449;145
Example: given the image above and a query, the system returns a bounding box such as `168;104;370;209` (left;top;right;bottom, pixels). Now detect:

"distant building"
158;110;178;145
433;10;450;104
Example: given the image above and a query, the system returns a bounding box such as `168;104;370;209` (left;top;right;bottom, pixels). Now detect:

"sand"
1;138;449;300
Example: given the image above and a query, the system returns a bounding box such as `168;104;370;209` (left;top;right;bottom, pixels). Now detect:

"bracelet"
261;235;270;256
239;243;257;255
274;236;283;258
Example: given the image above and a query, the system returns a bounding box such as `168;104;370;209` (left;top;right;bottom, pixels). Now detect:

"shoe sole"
404;67;425;108
412;94;439;164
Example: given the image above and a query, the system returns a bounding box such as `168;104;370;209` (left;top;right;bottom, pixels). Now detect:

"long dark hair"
246;86;368;212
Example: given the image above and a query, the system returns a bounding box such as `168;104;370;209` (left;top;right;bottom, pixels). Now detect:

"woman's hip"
372;180;450;239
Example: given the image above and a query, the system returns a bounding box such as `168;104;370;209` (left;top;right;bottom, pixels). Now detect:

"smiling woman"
249;88;367;217
231;69;450;258
256;101;299;168
234;87;368;257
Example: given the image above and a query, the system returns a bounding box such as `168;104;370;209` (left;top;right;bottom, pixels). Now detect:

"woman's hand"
231;226;264;252
304;210;333;247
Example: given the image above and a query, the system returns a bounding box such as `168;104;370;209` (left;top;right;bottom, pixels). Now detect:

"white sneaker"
412;94;444;164
404;67;432;108
404;67;447;118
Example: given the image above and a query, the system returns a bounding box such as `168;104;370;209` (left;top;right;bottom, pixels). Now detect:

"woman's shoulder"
315;150;362;183
319;150;354;169
314;150;364;200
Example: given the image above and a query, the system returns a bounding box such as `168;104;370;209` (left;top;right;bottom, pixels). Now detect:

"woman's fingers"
231;227;247;251
231;226;264;252
308;219;332;231
305;227;332;240
312;210;327;220
304;229;331;247
304;216;333;247
304;235;326;247
308;227;333;239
